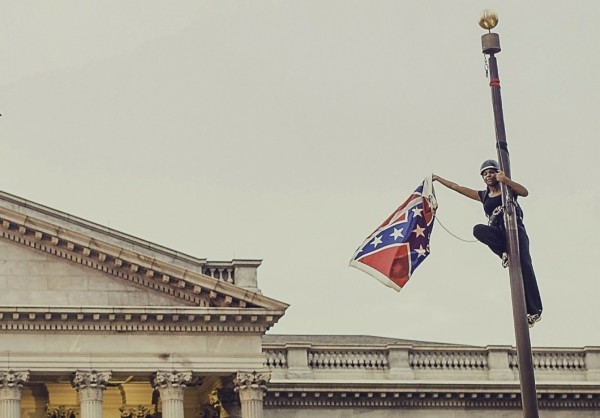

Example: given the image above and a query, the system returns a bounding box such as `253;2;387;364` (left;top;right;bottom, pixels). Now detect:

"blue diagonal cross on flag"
350;177;437;291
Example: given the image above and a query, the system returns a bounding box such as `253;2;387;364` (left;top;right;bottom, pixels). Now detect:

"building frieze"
0;306;280;333
264;383;600;409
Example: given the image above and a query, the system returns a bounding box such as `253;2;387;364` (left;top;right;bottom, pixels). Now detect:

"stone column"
152;371;192;418
72;370;111;418
233;372;270;418
0;370;29;418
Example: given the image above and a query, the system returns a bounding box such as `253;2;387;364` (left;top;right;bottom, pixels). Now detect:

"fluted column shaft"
238;389;263;418
0;389;20;418
152;371;192;418
72;370;111;418
0;371;29;418
234;372;270;418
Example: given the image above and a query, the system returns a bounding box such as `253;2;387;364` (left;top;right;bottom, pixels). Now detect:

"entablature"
264;381;600;409
0;306;284;333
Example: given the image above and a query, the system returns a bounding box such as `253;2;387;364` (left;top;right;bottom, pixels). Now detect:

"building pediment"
0;190;288;333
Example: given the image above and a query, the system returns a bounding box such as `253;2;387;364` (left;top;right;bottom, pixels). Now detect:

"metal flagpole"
478;11;539;418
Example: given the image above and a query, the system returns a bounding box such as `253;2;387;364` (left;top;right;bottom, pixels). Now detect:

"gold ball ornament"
479;10;498;30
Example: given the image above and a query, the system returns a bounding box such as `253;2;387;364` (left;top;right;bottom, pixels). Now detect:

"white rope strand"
435;215;478;243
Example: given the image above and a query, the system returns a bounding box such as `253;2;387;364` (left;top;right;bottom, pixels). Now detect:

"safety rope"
435;215;478;243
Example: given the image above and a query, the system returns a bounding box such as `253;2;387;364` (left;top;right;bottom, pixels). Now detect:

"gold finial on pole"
479;10;501;54
479;9;499;31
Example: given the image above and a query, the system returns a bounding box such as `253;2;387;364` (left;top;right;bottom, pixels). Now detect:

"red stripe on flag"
357;245;410;289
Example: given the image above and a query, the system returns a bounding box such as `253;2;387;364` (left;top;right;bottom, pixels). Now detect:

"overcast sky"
1;1;598;348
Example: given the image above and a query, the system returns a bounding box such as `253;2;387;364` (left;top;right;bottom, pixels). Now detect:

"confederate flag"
350;177;437;291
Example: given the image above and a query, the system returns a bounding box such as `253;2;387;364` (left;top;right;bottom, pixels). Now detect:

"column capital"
233;371;270;393
152;371;192;418
71;370;112;391
152;370;193;390
0;370;29;389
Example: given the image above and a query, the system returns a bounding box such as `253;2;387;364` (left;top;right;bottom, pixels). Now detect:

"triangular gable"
0;239;196;307
0;190;288;316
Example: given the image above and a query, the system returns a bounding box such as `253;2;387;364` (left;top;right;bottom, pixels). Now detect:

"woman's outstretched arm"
433;174;480;201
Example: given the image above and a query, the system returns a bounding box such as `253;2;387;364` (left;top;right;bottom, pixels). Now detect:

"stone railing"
201;260;262;291
509;349;587;372
264;349;288;369
308;349;388;370
263;342;600;382
409;349;488;371
202;263;235;284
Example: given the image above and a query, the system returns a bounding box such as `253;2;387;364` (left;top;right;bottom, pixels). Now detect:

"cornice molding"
0;191;210;269
0;306;282;333
264;385;600;409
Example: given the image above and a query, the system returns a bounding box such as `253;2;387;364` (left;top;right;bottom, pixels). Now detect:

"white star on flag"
371;235;383;248
412;207;423;217
412;224;426;237
414;245;428;257
390;227;404;240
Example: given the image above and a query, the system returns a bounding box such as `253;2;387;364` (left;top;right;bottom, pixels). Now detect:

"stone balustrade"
202;260;262;291
510;349;586;372
203;265;235;283
263;342;600;382
264;349;287;369
409;349;488;371
308;349;388;370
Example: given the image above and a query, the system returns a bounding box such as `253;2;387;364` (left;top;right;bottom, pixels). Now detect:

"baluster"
314;352;322;369
435;352;442;369
316;352;323;368
336;352;343;369
339;352;346;369
266;351;275;368
327;351;335;369
362;352;368;369
269;351;277;368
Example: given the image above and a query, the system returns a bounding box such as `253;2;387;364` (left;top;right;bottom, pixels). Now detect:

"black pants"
473;223;543;316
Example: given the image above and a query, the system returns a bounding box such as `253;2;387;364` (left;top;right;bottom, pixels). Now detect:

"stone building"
0;190;599;418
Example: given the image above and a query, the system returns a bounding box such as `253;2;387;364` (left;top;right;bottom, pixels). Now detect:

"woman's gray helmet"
480;159;500;175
